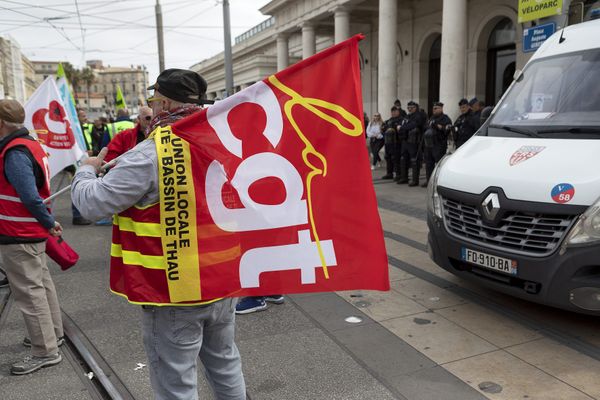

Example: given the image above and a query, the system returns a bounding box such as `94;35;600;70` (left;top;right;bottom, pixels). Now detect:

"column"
439;0;467;120
377;0;397;118
334;7;350;44
302;23;316;59
276;34;289;71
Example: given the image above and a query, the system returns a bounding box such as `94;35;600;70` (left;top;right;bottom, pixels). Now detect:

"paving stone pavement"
1;169;599;400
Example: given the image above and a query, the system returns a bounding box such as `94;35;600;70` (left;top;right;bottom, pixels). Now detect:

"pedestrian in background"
381;106;404;180
78;108;94;156
101;108;135;148
422;102;452;187
398;101;425;186
104;106;153;163
366;112;384;169
453;98;480;149
480;106;494;125
0;99;64;375
393;99;407;118
90;118;109;156
72;69;246;400
469;98;483;130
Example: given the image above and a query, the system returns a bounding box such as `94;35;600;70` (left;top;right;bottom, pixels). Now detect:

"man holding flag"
0;99;64;375
71;69;246;400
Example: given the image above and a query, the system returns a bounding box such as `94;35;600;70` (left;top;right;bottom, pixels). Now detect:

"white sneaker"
370;165;375;170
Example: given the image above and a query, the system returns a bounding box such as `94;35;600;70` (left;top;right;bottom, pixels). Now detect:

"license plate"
461;248;517;276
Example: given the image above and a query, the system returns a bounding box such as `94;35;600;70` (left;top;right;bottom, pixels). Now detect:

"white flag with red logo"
24;77;84;178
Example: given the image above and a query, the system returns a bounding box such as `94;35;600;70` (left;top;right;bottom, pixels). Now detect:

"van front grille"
442;197;576;256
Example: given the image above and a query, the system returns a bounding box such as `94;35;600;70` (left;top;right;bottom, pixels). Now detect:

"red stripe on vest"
115;230;163;256
0;136;50;239
110;257;171;303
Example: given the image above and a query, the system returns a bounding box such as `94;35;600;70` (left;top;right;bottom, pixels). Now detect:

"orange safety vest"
0;136;51;239
109;169;221;306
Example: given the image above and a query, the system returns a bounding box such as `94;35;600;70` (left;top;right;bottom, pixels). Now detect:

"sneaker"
72;216;92;225
94;217;112;226
370;165;375;170
264;295;285;304
0;276;8;288
235;297;267;314
10;353;62;375
381;174;393;180
23;336;65;348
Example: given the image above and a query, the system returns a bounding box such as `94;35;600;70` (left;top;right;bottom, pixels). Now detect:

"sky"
0;0;272;84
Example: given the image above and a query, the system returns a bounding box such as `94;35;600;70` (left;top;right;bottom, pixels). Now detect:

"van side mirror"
513;69;524;82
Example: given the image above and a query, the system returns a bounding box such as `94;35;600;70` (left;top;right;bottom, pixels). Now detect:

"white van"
427;19;600;315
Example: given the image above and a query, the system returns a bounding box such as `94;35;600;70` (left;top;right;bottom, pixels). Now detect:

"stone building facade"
191;0;599;120
0;36;26;103
21;55;37;100
73;60;149;115
32;61;60;84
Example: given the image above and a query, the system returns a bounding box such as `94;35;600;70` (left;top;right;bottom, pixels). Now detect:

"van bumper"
427;214;600;316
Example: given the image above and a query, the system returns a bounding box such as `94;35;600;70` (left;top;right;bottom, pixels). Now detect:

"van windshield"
488;48;600;137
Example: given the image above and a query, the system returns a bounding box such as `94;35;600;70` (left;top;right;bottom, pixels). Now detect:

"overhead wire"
73;0;86;65
3;0;260;73
9;0;209;47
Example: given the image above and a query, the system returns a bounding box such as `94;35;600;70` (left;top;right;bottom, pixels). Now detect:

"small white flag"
24;77;84;178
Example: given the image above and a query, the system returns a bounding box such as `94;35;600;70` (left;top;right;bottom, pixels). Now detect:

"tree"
80;67;95;110
62;62;81;102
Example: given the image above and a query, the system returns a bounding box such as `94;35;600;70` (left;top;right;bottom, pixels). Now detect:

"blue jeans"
141;299;246;400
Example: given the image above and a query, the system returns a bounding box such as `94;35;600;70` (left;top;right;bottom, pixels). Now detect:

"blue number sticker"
551;183;575;204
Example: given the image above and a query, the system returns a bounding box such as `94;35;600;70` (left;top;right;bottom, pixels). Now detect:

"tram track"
0;289;136;400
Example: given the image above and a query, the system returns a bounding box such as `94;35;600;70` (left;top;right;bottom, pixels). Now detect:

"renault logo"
481;193;501;221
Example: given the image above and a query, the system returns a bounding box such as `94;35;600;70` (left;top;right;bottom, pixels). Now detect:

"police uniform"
398;101;425;186
453;109;479;149
381;112;405;179
422;102;452;185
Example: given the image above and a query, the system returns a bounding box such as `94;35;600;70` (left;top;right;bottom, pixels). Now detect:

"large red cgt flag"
155;35;389;302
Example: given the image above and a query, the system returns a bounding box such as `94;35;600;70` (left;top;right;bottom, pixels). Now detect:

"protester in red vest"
71;69;246;399
0;99;64;375
104;106;153;163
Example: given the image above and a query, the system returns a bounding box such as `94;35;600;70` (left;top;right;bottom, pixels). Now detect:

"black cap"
148;68;213;105
469;97;479;106
458;98;469;106
433;101;444;107
407;101;417;107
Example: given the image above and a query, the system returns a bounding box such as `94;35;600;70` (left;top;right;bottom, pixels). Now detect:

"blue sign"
523;22;556;53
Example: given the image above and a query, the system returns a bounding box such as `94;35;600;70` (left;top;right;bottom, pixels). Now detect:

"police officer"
101;108;135;148
381;106;405;180
422;102;452;187
469;98;483;130
77;109;95;155
453;98;480;149
398;101;425;186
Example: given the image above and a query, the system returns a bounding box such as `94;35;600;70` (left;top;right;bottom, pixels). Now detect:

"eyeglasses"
146;97;161;106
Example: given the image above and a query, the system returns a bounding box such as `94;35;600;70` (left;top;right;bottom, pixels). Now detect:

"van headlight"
565;199;600;246
427;155;450;219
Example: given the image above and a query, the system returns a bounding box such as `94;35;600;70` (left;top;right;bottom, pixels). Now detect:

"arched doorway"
485;18;516;106
427;35;441;114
